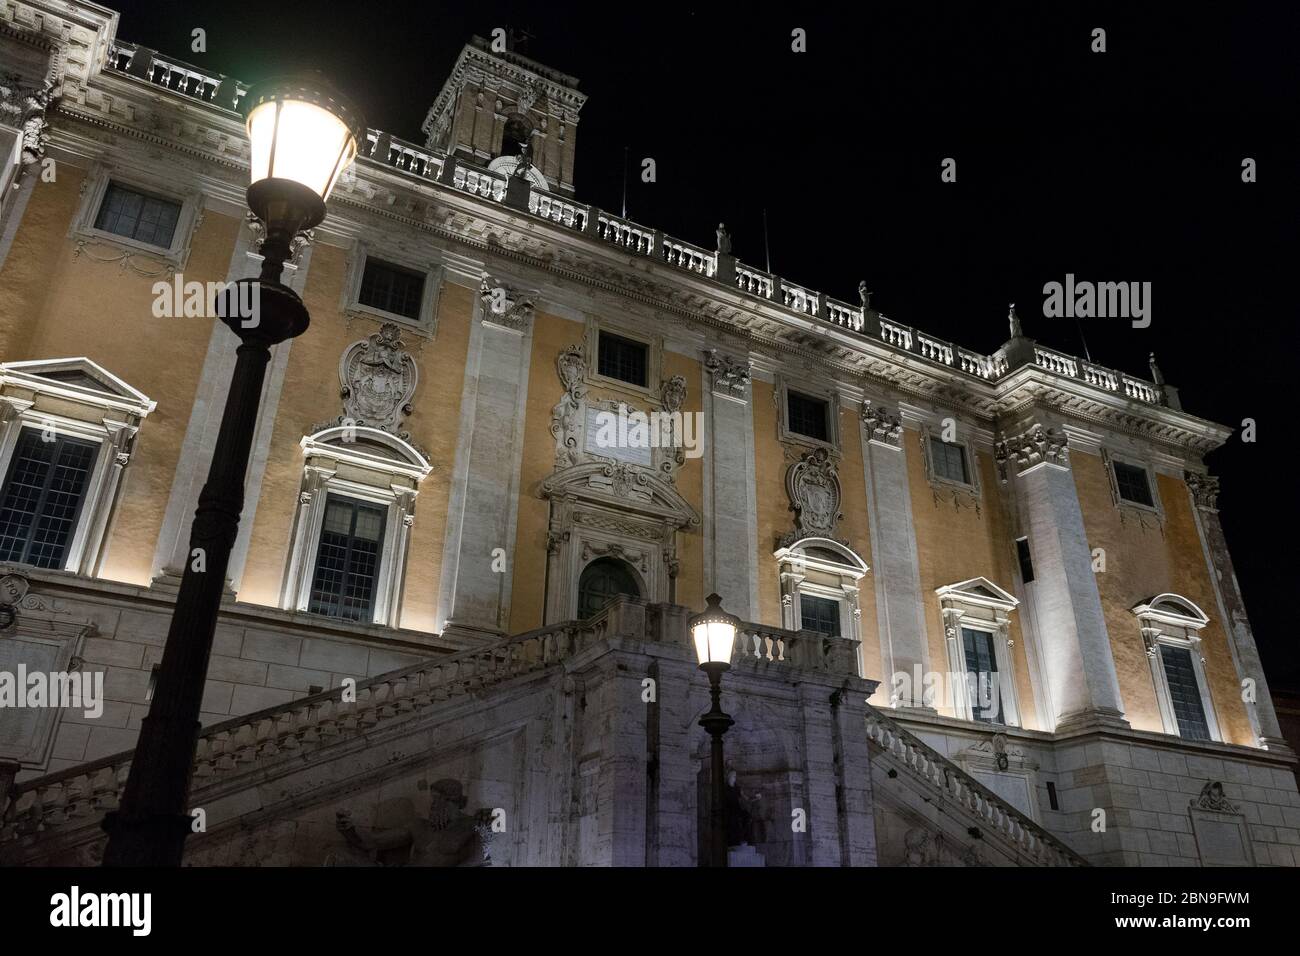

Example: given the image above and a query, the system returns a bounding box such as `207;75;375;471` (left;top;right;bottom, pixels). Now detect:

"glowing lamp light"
243;76;365;236
690;593;740;670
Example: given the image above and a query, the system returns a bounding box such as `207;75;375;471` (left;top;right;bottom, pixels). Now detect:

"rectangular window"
961;626;1003;724
1160;644;1211;740
0;428;97;569
597;331;648;387
358;258;425;319
308;496;387;622
1113;460;1154;506
1016;537;1035;584
787;391;829;442
930;437;970;484
94;182;181;248
799;594;841;637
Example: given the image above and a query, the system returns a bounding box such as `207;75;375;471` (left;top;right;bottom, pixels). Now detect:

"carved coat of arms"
340;323;417;434
784;447;843;542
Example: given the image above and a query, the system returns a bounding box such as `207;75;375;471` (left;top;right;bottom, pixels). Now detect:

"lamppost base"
101;810;196;867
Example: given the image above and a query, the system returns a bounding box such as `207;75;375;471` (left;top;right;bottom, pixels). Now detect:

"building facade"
0;0;1296;866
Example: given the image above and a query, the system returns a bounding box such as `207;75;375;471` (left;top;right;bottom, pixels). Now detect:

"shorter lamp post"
102;76;364;868
689;592;740;868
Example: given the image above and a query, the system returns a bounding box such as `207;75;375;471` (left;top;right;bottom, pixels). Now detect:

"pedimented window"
0;358;155;576
1133;594;1220;742
936;577;1021;726
281;426;431;628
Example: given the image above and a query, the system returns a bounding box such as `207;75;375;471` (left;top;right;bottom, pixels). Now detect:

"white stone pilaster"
999;426;1127;730
436;279;534;638
150;218;309;590
701;350;757;620
860;403;929;704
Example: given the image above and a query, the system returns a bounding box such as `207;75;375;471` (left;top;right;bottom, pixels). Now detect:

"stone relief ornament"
861;400;902;446
336;323;418;436
660;375;687;414
551;345;587;468
328;779;492;867
782;447;843;545
1185;471;1220;512
703;349;751;400
1190;781;1239;814
0;75;56;167
479;275;534;333
994;425;1069;483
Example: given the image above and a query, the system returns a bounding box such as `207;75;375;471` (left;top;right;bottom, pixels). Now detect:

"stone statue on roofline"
716;222;732;255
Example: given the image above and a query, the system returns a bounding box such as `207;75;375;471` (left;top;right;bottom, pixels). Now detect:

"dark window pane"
930;437;969;484
358;259;425;319
0;428;97;569
577;557;640;619
787;391;829;441
1114;461;1153;506
94;183;181;248
597;331;648;387
1160;645;1210;740
962;627;1003;724
308;497;386;622
1016;538;1035;584
799;594;840;636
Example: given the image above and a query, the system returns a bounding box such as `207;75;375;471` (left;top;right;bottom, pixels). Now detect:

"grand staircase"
2;608;1087;866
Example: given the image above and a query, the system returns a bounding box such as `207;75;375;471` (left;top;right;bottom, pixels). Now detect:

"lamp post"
689;592;739;868
102;77;363;867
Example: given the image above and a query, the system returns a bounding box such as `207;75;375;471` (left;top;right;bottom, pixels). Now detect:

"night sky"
102;1;1299;688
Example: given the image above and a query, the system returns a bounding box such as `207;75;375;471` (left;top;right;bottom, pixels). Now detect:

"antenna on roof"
762;208;772;274
621;146;629;218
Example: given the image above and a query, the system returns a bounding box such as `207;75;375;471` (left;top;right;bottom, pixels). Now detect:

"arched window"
500;114;534;160
577;557;640;619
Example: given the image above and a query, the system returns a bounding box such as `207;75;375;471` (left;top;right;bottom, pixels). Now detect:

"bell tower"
422;34;586;196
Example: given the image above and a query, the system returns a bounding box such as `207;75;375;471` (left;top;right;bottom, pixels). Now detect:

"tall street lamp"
103;77;364;867
689;592;739;868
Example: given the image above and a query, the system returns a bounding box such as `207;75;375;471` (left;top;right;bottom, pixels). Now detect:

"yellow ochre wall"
0;166;240;586
1072;453;1253;745
904;433;1038;728
235;247;474;634
0;171;1251;746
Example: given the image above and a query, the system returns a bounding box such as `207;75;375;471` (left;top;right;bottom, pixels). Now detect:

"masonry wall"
1072;451;1254;745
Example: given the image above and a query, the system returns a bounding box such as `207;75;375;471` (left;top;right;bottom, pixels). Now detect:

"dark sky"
104;1;1299;688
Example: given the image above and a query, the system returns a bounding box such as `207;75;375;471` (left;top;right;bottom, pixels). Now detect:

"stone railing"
107;41;247;111
529;191;590;231
363;131;444;180
595;211;655;255
865;708;1089;866
0;621;598;843
735;622;860;675
101;35;1168;407
661;237;716;277
450;163;508;203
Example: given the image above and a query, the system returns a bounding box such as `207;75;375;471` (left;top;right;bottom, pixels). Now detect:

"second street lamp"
690;592;740;868
102;76;364;868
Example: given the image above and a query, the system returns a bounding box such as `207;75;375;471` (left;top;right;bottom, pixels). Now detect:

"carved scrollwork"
994;425;1069;482
331;323;419;437
703;349;751;401
550;345;586;469
781;447;843;545
1185;472;1220;512
861;400;902;446
479;275;534;332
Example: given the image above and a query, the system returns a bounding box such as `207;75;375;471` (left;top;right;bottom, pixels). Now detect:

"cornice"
40;46;1231;461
